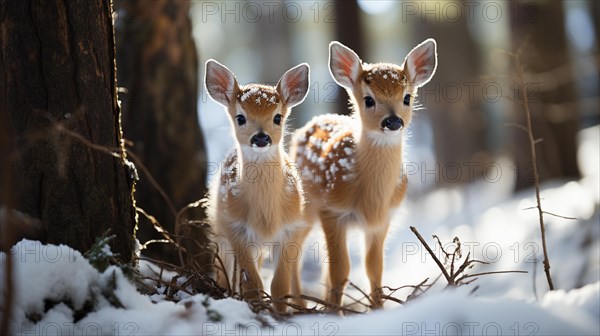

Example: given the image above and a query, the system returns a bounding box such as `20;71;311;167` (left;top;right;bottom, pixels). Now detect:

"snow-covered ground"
0;239;598;335
1;126;598;335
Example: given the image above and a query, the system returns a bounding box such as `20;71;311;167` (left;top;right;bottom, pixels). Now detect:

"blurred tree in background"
410;2;487;186
509;0;581;189
115;0;210;268
193;0;598;198
333;0;363;116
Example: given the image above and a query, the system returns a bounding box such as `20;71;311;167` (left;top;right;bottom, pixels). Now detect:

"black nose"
251;132;271;147
381;115;404;131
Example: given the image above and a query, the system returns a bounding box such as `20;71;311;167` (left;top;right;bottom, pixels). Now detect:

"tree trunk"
509;0;580;188
333;0;363;116
0;0;137;262
411;7;488;187
114;0;210;268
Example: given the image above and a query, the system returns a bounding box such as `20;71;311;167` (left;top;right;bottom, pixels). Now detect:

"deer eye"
364;96;375;108
235;114;246;126
273;114;282;125
403;94;411;106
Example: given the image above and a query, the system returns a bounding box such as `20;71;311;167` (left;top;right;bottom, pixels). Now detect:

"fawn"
204;60;309;312
289;39;437;308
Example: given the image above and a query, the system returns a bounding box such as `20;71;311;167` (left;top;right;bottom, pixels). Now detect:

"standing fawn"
204;60;309;312
290;39;437;308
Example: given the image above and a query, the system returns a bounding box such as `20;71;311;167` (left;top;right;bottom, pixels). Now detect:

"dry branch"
410;227;452;284
410;226;526;288
513;52;555;291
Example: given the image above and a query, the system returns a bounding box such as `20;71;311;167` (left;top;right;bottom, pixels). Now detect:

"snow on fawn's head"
205;60;309;159
329;39;437;146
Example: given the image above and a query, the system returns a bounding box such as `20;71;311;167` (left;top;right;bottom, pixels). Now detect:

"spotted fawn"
290;39;437;308
205;60;310;312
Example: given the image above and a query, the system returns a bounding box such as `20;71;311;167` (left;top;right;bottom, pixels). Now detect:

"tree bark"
0;0;137;262
411;7;488;187
509;0;580;188
333;0;363;116
114;0;210;268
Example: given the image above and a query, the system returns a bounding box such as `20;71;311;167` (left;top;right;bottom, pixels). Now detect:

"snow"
282;287;597;335
1;126;598;335
0;240;100;323
239;86;277;105
365;65;407;84
1;240;267;335
240;86;259;102
2;239;598;334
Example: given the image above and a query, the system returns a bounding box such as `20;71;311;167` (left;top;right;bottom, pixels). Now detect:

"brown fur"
290;61;416;310
207;78;308;312
212;148;305;312
290;113;409;308
237;84;280;116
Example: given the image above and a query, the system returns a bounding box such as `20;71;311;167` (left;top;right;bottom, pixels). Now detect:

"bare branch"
542;211;577;220
513;52;555;290
410;226;452;284
504;122;529;134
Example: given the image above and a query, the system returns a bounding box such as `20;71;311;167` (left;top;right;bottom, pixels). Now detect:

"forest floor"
1;126;598;335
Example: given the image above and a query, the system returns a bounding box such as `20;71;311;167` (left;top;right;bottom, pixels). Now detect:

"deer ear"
403;38;438;87
329;41;362;88
277;63;310;108
205;60;238;106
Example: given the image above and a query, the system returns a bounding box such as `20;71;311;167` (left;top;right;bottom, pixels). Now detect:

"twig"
212;248;232;295
412;227;527;289
126;150;177;218
504;122;529;134
174;199;206;267
380;278;436;305
521;207;577;220
410;226;452;284
138;256;181;271
58;125;178;219
347;281;375;307
381;278;431;298
532;258;539;301
456;270;528;283
232;255;238;297
136;207;181;248
139;239;172;251
514;53;555;291
454;253;488;278
542;211;577;220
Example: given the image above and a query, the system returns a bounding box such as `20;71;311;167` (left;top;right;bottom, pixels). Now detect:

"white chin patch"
367;130;403;147
251;144;271;153
383;128;402;136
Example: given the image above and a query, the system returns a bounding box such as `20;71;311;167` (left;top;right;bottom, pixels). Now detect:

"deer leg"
289;225;312;309
321;212;349;309
232;240;263;302
271;242;293;313
365;225;389;308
